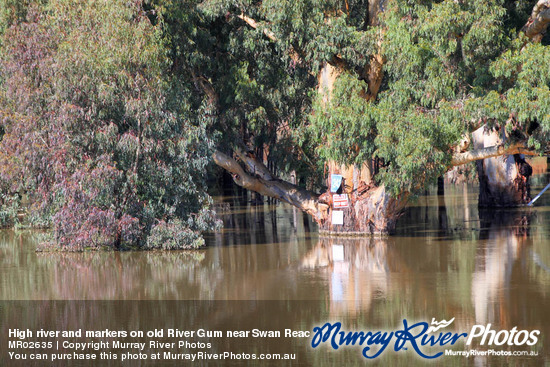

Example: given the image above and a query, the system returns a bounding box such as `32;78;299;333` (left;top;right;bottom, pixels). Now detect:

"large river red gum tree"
210;0;549;234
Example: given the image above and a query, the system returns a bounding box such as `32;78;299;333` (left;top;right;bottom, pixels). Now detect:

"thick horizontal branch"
523;0;550;40
233;146;273;181
213;150;328;220
451;143;536;167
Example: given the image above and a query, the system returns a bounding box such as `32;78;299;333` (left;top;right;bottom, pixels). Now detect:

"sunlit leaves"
310;72;377;165
310;0;540;195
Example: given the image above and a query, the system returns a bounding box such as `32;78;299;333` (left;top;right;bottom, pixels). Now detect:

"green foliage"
153;0;330;183
0;194;19;228
310;72;377;165
0;0;43;37
0;0;219;249
310;0;546;194
2;0;550;237
146;218;205;250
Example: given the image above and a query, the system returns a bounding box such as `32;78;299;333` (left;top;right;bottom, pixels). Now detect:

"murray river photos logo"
310;318;540;359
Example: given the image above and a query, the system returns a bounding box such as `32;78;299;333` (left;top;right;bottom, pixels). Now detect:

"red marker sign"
333;194;349;209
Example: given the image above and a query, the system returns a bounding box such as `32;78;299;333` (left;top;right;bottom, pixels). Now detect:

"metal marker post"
527;182;550;206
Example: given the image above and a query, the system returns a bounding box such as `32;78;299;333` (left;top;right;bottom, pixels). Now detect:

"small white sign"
332;210;344;225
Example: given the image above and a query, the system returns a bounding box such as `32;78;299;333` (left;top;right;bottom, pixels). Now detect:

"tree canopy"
1;0;549;246
0;0;218;249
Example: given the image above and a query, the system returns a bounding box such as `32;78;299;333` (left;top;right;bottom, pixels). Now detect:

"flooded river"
0;181;549;366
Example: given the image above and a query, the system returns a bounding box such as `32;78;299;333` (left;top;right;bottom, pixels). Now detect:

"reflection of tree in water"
473;210;550;337
32;251;205;300
210;202;305;247
0;230;56;299
465;210;550;364
301;237;389;316
301;236;474;329
300;210;549;360
473;210;533;326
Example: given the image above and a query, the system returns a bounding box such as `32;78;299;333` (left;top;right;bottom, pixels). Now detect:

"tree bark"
523;0;550;41
213;150;328;221
318;185;407;235
450;142;535;166
471;126;532;207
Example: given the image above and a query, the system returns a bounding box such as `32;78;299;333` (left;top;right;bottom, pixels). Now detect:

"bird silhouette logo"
426;318;455;333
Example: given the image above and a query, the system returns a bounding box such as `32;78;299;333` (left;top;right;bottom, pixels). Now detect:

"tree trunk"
318;161;407;235
213;137;536;236
213;149;409;234
312;42;405;235
318;186;407;235
472;126;532;207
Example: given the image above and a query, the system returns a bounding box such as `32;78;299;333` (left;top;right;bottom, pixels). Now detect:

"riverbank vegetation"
1;0;550;249
0;0;219;249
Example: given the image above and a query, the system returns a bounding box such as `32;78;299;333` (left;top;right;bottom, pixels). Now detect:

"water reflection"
473;210;533;326
297;209;549;364
1;184;550;365
301;237;389;316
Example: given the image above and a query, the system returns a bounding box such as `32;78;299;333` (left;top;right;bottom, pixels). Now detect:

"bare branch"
213;151;328;220
451;143;537;167
233;146;273;181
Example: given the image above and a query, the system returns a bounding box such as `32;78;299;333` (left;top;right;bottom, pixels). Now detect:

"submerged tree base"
318;231;390;237
318;186;408;235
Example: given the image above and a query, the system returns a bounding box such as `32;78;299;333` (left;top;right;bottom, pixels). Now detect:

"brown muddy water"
1;180;550;366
